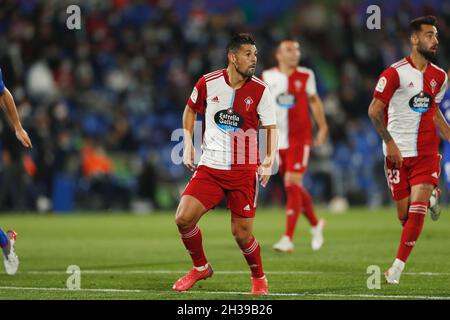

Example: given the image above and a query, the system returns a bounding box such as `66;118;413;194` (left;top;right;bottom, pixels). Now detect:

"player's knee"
174;208;194;230
232;227;252;245
175;214;194;231
284;173;303;187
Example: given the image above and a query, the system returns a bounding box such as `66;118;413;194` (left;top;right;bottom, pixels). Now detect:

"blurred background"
0;0;450;214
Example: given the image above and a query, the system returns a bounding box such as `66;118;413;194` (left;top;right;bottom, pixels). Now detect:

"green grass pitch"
0;207;449;300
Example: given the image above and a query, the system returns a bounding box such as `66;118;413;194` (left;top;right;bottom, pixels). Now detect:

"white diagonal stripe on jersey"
204;70;223;80
205;74;223;83
251;76;268;87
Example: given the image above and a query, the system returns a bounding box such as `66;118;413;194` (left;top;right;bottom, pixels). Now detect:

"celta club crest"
244;96;254;111
430;79;437;94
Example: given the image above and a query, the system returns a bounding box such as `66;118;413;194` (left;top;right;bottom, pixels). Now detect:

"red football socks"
299;186;319;227
239;237;264;279
396;201;427;263
285;184;303;240
179;225;208;268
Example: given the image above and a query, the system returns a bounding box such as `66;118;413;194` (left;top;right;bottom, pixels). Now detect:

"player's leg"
231;216;268;295
274;144;324;252
291;171;326;251
273;170;304;252
395;197;410;226
385;154;440;284
385;156;410;226
1;227;19;275
428;153;444;221
386;183;433;284
175;195;209;267
273;149;297;252
228;171;267;295
172;166;224;291
384;157;410;284
275;145;323;251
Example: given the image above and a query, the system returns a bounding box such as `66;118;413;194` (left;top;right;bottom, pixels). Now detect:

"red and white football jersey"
262;67;317;149
187;69;276;170
373;56;448;157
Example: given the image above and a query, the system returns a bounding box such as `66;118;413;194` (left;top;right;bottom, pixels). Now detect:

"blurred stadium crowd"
1;0;450;212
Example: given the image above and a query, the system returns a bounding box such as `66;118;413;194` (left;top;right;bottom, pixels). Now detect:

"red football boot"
172;264;214;291
251;276;268;295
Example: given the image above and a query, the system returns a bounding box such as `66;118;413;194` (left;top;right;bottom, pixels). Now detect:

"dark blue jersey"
0;68;5;94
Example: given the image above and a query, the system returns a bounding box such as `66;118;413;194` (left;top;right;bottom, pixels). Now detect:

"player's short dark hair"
277;38;300;50
277;38;299;46
226;33;256;53
409;15;437;35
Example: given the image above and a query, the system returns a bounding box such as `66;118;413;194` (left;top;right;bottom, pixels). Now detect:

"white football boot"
273;235;294;253
385;259;405;284
2;230;19;275
311;219;325;251
428;188;441;221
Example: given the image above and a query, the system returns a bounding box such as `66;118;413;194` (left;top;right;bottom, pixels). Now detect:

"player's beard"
417;43;437;62
235;63;255;78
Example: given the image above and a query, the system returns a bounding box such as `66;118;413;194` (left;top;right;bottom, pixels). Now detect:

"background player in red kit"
172;34;277;295
368;16;450;284
262;39;328;253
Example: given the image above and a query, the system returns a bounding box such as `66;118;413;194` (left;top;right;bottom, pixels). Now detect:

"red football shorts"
385;153;441;201
182;165;259;218
278;144;311;175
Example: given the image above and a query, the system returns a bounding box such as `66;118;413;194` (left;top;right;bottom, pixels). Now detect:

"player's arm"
257;85;278;188
183;77;206;171
308;93;328;146
368;97;402;168
259;124;278;188
182;105;197;172
434;107;450;142
0;87;32;148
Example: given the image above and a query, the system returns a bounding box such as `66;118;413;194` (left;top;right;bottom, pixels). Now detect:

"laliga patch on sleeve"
375;76;387;93
190;87;198;103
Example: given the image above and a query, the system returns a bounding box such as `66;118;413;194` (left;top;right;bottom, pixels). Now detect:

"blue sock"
0;228;9;248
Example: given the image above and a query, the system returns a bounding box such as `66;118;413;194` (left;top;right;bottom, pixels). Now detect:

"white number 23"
387;169;400;184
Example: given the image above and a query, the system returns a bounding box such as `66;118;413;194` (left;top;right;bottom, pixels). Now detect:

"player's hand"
386;140;403;168
15;127;32;148
258;157;273;188
314;127;328;147
183;144;196;172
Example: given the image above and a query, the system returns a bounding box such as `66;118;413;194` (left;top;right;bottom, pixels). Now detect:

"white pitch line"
18;270;450;276
0;286;449;300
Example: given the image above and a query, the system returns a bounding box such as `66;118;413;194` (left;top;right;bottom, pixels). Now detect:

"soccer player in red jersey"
172;34;277;295
0;67;32;275
368;16;450;284
262;39;328;253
